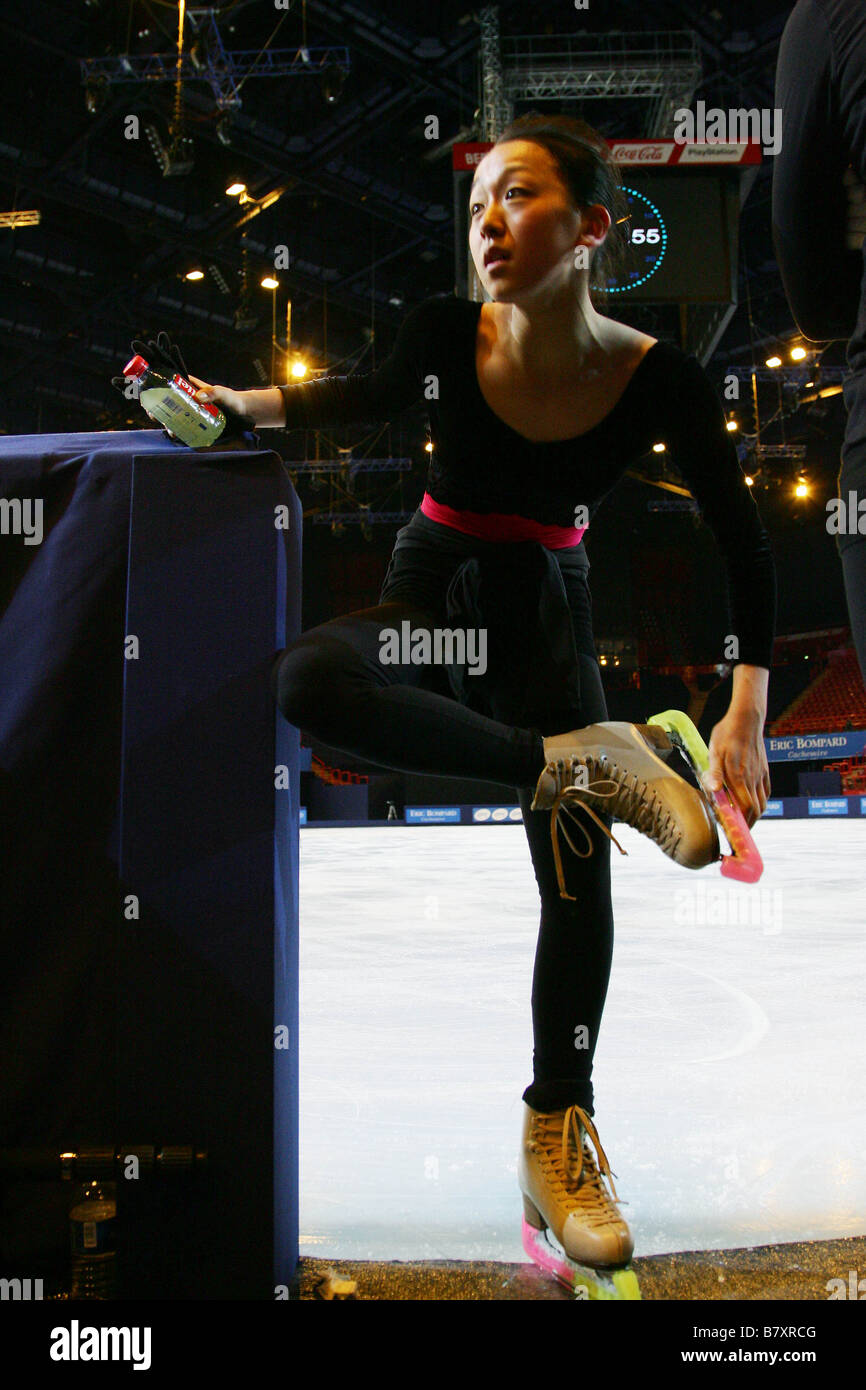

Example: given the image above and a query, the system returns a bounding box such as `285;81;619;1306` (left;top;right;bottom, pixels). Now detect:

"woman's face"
468;138;608;302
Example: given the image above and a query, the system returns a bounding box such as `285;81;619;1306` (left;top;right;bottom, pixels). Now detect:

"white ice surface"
298;819;865;1262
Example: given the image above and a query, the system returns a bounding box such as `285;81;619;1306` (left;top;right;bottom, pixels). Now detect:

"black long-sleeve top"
278;293;777;668
773;0;866;493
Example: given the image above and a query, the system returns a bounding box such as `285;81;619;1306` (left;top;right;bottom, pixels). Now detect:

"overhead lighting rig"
208;264;231;295
80;10;351;114
0;210;41;228
144;121;195;177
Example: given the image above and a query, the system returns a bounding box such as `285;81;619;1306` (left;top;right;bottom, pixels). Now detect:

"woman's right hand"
188;374;251;420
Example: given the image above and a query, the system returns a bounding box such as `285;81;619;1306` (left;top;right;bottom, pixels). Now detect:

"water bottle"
122;353;227;447
69;1180;118;1298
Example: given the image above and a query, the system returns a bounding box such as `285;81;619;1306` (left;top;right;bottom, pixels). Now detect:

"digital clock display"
593;172;737;303
595;186;667;295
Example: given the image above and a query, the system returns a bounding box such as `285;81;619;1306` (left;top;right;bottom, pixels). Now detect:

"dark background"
0;0;853;647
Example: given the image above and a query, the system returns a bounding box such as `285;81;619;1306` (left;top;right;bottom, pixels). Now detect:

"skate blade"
521;1217;641;1300
647;709;763;884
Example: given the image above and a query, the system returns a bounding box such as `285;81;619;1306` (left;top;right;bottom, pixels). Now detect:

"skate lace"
532;1104;626;1227
548;757;680;900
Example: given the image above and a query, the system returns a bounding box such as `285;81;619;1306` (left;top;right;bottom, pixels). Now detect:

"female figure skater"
191;114;775;1292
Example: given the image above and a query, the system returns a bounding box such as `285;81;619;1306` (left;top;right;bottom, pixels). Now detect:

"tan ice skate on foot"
519;1103;640;1299
530;721;719;897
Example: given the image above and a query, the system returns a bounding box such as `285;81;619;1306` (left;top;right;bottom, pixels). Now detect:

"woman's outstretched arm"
188;293;449;429
188;378;286;427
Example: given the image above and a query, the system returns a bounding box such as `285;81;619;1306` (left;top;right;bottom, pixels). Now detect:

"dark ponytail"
493;112;629;307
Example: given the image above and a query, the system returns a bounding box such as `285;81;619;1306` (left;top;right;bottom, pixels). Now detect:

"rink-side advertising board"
405;806;523;824
765;732;866;761
297;799;865;826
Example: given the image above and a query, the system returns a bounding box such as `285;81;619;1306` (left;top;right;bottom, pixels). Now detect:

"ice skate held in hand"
531;713;763;899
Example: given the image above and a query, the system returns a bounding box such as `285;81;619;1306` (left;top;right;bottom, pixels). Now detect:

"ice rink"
298;817;865;1263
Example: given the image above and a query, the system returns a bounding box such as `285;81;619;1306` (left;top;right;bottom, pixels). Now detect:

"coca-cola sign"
608;142;672;164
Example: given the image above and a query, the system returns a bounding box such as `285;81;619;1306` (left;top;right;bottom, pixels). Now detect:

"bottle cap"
122;354;149;378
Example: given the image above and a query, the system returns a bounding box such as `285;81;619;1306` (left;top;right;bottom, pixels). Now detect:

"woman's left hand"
705;708;771;828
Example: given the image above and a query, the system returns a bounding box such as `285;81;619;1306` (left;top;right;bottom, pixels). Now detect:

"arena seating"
769;647;866;734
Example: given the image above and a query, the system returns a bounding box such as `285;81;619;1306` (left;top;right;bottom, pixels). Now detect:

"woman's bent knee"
271;634;365;728
272;643;322;725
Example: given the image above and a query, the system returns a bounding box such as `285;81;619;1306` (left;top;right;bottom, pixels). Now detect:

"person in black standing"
774;0;866;684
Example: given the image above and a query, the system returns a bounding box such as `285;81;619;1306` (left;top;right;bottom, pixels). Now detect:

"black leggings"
272;513;615;1114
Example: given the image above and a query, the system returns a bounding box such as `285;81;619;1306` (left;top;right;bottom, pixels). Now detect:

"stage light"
208;264;231;295
185;269;204;280
0;210;40;228
145;122;194;177
226;182;247;197
726;418;738;431
290;359;308;379
766;355;782;368
261;276;279;290
320;63;346;103
745;475;755;487
652;442;666;453
791;346;807;361
84;77;108;115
